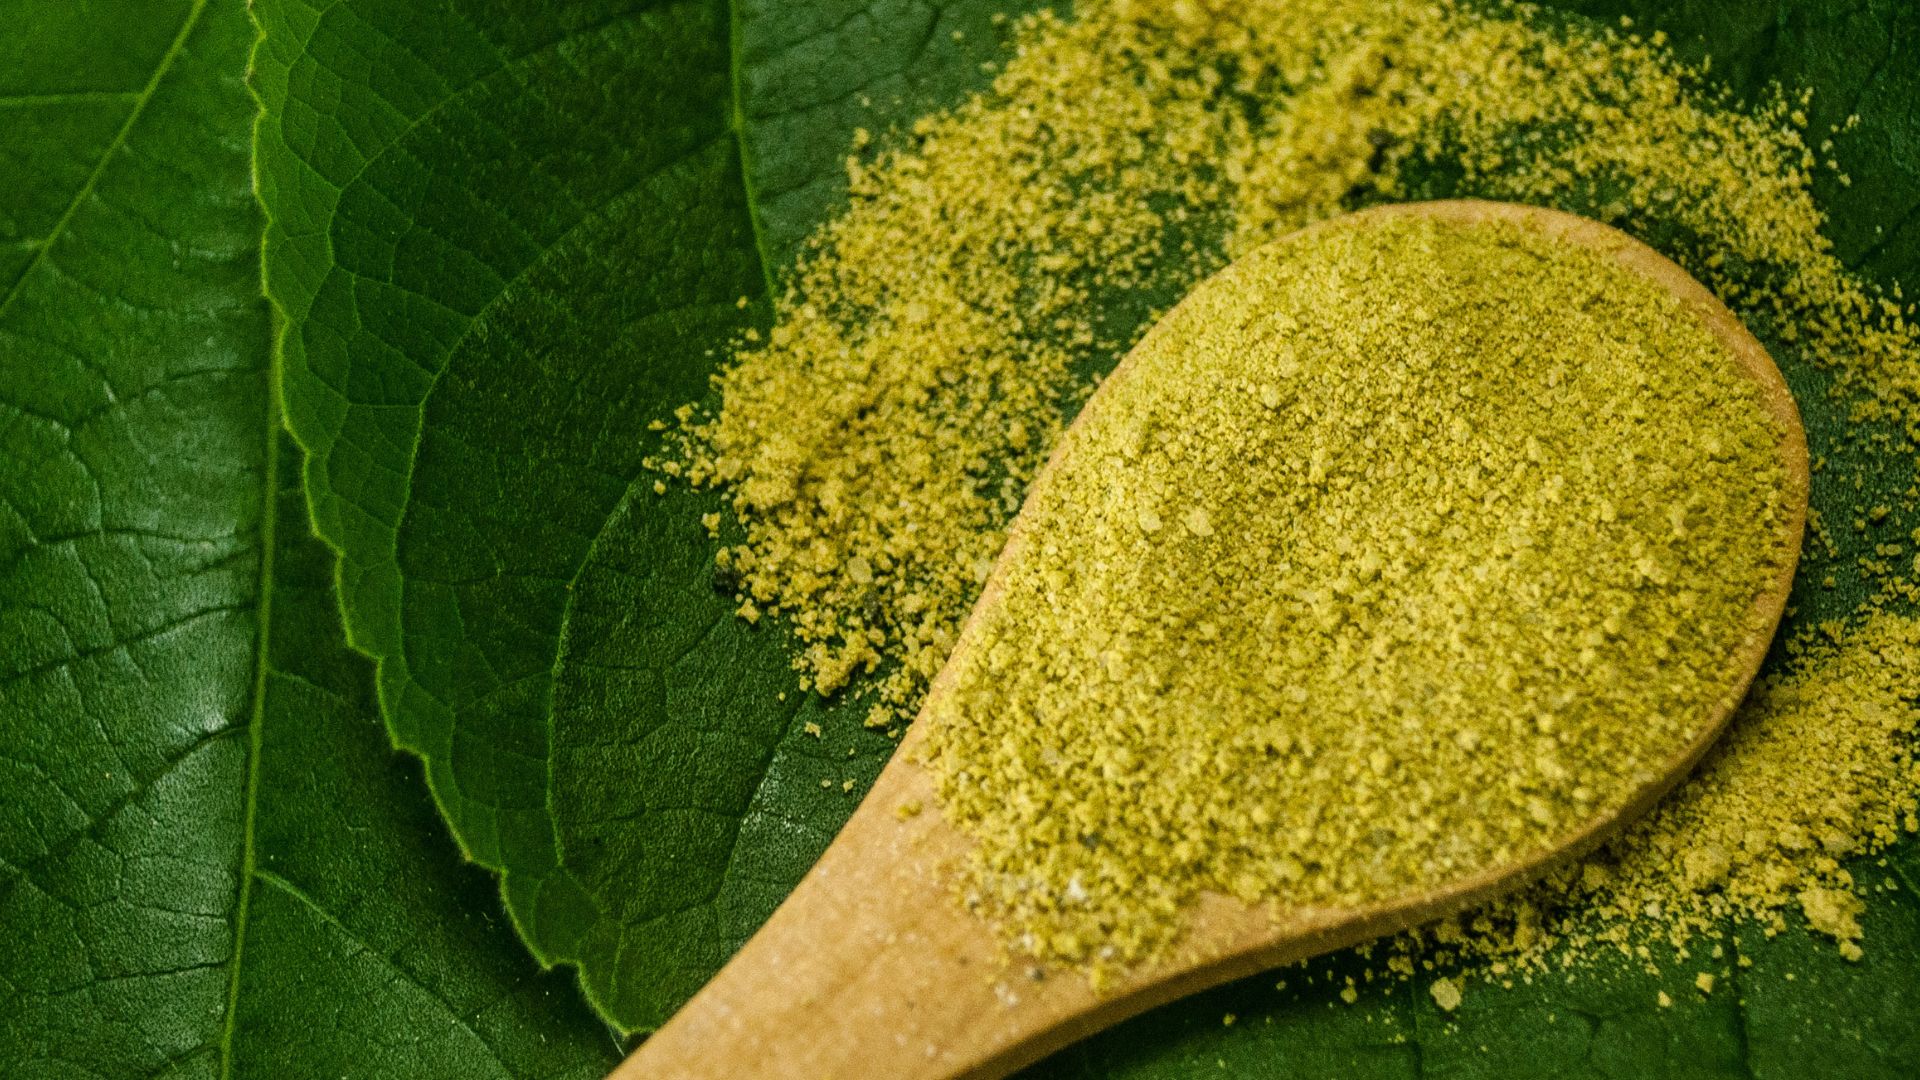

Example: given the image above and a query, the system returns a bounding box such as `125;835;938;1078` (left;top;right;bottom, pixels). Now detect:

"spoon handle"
611;755;1030;1080
615;746;1377;1080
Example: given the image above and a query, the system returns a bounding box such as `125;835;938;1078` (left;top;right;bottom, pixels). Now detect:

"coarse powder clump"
665;0;1920;971
917;211;1796;973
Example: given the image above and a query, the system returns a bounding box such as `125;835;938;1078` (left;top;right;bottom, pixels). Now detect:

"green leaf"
0;2;618;1076
253;0;1039;1032
253;0;768;1027
1548;0;1920;286
233;457;621;1080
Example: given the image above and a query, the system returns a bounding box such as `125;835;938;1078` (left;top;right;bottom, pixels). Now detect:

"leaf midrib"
214;347;279;1080
728;0;779;299
218;0;277;1069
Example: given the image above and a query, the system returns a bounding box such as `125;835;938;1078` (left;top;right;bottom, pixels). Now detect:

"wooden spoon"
614;200;1809;1080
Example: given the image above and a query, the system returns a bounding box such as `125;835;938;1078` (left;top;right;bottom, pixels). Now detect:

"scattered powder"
665;0;1920;975
668;5;1228;719
917;210;1794;973
1430;609;1920;970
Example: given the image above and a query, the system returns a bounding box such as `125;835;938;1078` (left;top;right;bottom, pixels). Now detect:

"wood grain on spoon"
615;201;1809;1080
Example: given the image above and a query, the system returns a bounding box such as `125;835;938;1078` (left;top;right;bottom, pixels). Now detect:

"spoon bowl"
616;200;1809;1080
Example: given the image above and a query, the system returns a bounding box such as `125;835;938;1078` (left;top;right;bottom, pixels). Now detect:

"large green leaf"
253;0;763;1029
254;0;1920;1074
253;0;1042;1031
0;2;618;1076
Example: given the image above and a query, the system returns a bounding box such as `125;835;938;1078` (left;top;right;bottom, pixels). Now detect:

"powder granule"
918;212;1794;972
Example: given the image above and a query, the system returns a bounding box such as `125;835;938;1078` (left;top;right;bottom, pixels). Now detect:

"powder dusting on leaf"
662;0;1920;974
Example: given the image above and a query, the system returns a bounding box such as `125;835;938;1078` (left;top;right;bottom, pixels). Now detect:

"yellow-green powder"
918;211;1794;972
666;0;1920;973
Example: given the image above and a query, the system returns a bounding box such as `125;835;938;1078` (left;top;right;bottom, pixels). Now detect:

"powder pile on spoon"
916;210;1795;976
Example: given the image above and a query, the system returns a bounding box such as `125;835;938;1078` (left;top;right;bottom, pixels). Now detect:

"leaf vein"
249;870;516;1079
0;0;211;321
